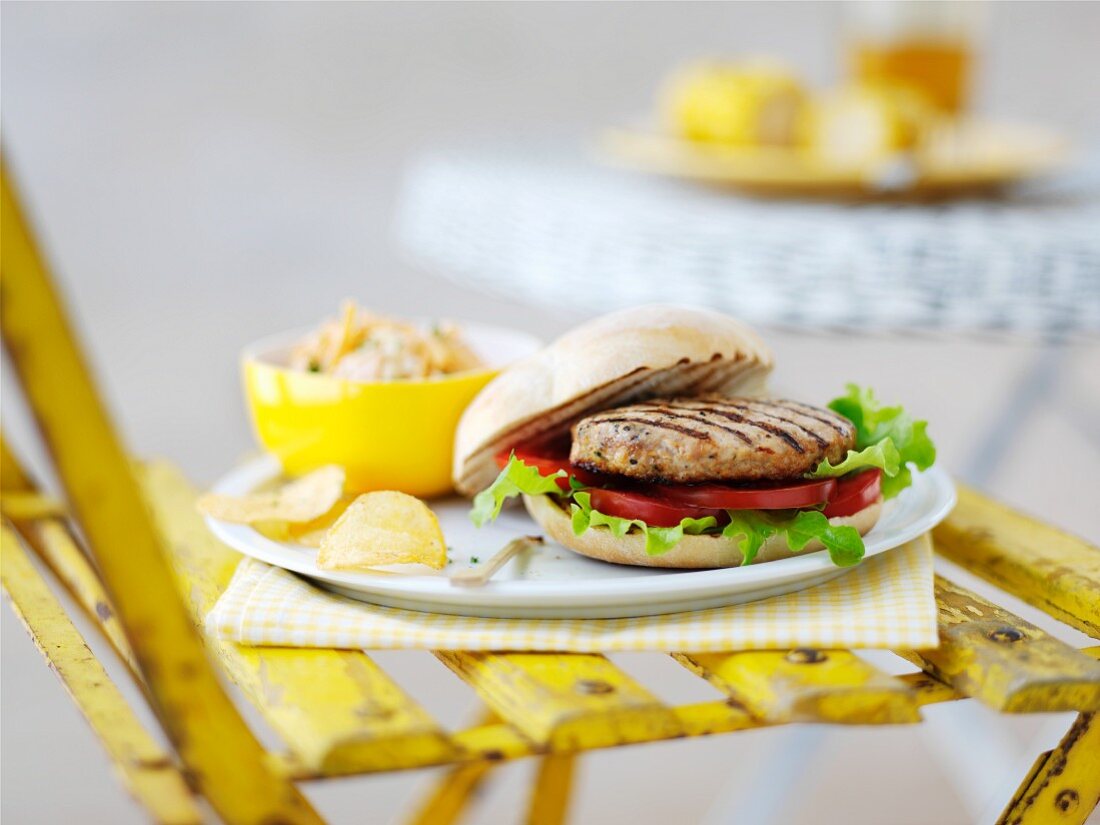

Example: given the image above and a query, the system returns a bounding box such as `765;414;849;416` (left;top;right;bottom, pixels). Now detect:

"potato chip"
317;491;446;570
253;520;293;542
287;497;355;548
291;528;327;549
197;466;345;525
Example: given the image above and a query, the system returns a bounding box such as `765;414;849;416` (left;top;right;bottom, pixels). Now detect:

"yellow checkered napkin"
207;538;939;651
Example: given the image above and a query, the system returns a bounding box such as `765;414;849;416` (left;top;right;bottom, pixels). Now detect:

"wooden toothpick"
449;536;543;587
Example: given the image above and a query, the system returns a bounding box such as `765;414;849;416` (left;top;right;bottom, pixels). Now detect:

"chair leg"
525;753;577;825
2;159;322;824
996;712;1100;825
403;761;498;825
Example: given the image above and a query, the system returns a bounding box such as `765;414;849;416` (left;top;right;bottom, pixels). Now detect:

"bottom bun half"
522;494;883;569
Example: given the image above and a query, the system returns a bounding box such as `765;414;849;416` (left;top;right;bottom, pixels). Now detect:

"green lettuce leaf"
808;440;900;480
721;509;865;567
469;454;565;527
810;384;936;499
570;492;718;555
721;511;778;566
570;494;865;565
781;510;865;566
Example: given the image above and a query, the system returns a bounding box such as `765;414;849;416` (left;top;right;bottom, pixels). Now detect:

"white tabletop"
398;150;1100;336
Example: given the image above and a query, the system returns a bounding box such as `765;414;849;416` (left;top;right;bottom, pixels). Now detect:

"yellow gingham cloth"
206;537;939;651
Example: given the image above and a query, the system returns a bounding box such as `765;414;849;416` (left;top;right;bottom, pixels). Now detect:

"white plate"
205;455;956;618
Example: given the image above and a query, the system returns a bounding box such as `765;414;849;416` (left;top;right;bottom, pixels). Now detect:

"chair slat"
139;461;458;776
933;484;1100;639
900;671;961;706
449;721;538;762
0;525;202;825
238;648;459;776
900;577;1100;713
996;712;1100;825
674;667;958;730
443;669;965;764
19;519;142;675
673;650;920;724
1;438;139;675
673;700;757;737
436;651;683;749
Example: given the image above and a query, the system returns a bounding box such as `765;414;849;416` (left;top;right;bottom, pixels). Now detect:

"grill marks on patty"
704;399;851;448
768;399;854;437
693;405;808;453
633;399;852;452
588;415;719;442
570;396;857;483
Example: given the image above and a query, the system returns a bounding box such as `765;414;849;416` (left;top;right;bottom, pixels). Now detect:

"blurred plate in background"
600;120;1067;199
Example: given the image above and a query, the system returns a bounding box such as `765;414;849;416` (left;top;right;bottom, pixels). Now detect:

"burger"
453;306;935;569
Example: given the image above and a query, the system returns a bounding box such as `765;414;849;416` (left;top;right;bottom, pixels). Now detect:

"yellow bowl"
242;322;541;497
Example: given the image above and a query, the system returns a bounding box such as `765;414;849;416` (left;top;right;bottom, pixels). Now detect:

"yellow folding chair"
2;157;1099;824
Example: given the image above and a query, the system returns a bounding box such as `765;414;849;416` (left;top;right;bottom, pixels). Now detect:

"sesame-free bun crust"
523;493;883;569
453;305;774;495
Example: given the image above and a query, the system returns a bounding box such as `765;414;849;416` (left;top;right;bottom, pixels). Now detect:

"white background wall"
3;3;1099;823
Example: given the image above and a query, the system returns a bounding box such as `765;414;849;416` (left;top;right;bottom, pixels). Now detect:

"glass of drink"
844;1;985;115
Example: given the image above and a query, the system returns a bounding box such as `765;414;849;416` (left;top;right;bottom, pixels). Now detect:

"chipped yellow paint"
20;519;141;676
448;722;536;764
934;485;1100;639
900;577;1100;713
1;438;139;674
901;670;961;706
437;651;683;749
673;672;956;731
1;162;320;824
242;647;459;775
0;524;202;825
674;650;920;724
274;672;974;779
140;460;457;775
673;700;758;738
526;753;576;825
445;672;956;763
998;712;1100;825
444;703;751;764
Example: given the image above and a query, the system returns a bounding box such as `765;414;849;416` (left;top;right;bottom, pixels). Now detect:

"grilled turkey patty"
570;396;856;483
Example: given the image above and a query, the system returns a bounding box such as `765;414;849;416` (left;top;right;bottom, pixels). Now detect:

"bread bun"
523;493;882;569
453;305;774;495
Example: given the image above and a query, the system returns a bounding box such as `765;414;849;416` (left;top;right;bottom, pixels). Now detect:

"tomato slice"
495;444;603;490
499;442;880;522
650;477;837;511
588;488;726;528
822;469;882;518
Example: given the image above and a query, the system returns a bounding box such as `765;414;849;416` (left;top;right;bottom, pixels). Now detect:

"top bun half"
452;305;774;495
